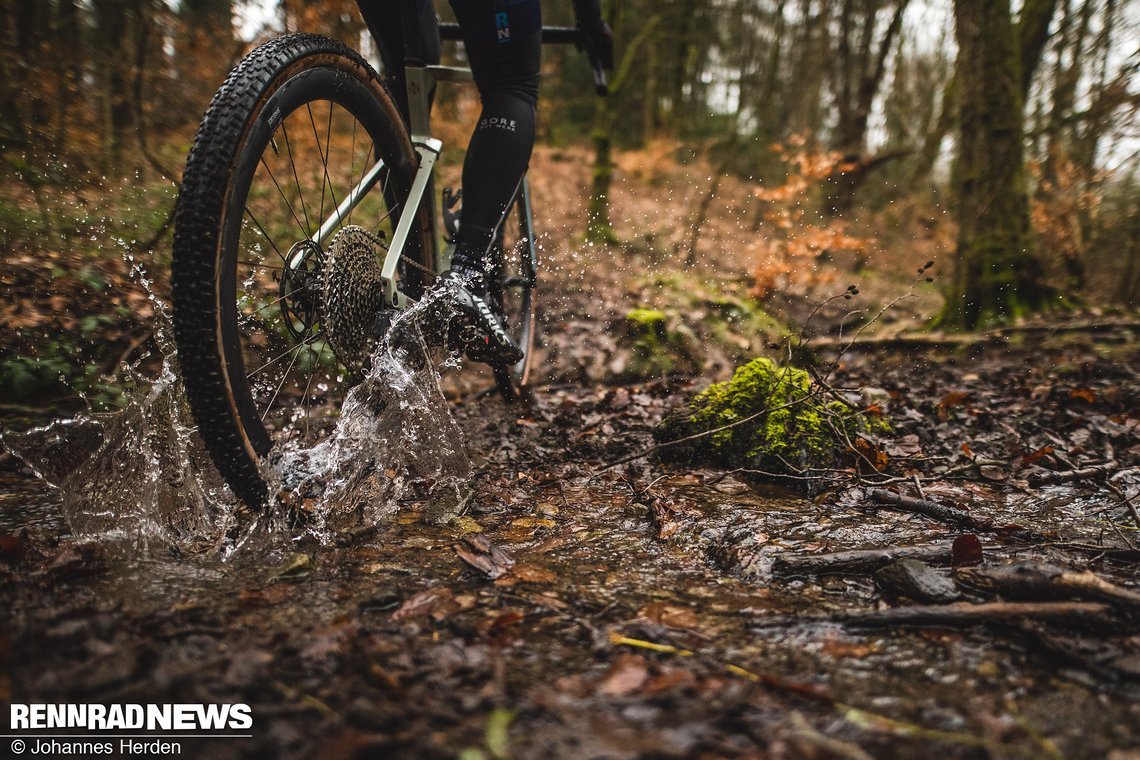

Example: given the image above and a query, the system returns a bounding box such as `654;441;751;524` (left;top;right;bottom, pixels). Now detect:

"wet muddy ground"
2;330;1139;759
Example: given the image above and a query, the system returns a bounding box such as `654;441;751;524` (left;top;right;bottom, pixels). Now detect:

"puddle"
1;275;472;558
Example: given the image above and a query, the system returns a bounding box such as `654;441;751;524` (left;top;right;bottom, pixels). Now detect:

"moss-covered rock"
635;271;789;363
656;357;889;482
613;307;700;380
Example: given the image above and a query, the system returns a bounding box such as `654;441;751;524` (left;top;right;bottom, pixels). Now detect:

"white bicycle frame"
288;61;473;310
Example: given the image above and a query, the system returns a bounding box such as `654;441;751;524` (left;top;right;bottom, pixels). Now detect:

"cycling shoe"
434;270;524;366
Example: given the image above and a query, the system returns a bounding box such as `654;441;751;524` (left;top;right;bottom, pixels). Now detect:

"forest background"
0;0;1137;408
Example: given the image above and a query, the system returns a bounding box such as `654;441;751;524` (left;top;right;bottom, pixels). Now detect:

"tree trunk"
825;0;909;215
907;74;957;189
587;106;618;245
939;0;1049;330
586;8;659;245
51;0;83;156
93;0;135;172
1017;0;1059;101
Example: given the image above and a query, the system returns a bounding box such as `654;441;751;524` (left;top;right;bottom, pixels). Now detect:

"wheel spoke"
247;292;289;318
347;117;358;225
243;208;289;265
306;103;329;229
260;334;308;422
301;339;328;440
246;329;324;381
238;259;285;271
258;154;309;240
280;121;313;235
324;100;341;212
369;170;399;236
306;101;343;237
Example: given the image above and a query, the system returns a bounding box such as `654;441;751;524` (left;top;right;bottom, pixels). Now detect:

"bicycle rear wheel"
172;33;433;508
489;179;539;400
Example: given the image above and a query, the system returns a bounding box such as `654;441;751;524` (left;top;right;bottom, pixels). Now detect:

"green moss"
619;307;698;380
659;357;890;478
627;307;668;326
635;271;790;362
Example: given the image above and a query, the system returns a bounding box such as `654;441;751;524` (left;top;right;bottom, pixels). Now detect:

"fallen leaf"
951;534;984;567
1020;446;1053;466
268;553;314;582
454;534;515;580
488;610;525;631
511;517;556;530
638;602;701;629
979;465;1007;481
885;434;923;458
642;668;696;694
512;564;557;583
1069;387;1097;403
938;391;971;420
485;708;514;760
0;529;29;563
820;635;879;659
301;622;356;662
239;582;296;607
45;546;105;580
597;654;650;696
854;437;889;471
392;588;456;621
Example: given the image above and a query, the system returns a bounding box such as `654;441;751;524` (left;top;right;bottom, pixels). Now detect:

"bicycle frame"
291;3;596;309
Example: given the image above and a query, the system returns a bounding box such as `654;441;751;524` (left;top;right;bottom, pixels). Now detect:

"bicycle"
170;2;608;508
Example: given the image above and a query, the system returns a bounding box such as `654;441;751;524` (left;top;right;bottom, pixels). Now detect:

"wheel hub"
279;240;323;341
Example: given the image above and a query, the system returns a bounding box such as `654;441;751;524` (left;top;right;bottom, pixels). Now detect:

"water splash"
267;294;472;541
2;263;471;556
1;338;234;555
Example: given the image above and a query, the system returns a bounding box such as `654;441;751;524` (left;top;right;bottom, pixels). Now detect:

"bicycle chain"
398;251;438;280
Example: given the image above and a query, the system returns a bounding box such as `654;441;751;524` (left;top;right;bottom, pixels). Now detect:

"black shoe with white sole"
436;269;524;366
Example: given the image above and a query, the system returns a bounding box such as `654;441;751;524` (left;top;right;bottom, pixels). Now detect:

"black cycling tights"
358;0;541;266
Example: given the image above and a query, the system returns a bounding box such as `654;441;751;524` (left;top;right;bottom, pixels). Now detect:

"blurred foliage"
0;0;1135;406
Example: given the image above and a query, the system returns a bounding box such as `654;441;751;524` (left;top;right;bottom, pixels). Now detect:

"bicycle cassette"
321;225;386;374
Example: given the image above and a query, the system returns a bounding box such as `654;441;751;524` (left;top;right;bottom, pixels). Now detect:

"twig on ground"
1104;480;1140;531
1028;462;1117;486
807;332;1004;349
1004;542;1140;562
912;473;927;501
840;601;1115;628
957;561;1140;612
806;320;1140;350
787;711;877;760
592;394;816;473
868;488;996;532
771;543;957;576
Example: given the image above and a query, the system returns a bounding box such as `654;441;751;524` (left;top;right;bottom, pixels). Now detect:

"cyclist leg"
447;0;541;293
358;0;442;125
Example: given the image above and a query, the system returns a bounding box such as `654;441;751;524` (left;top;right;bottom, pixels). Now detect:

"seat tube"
401;0;434;138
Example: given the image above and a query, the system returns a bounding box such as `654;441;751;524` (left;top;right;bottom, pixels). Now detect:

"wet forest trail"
2;319;1139;759
2;149;1139;759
